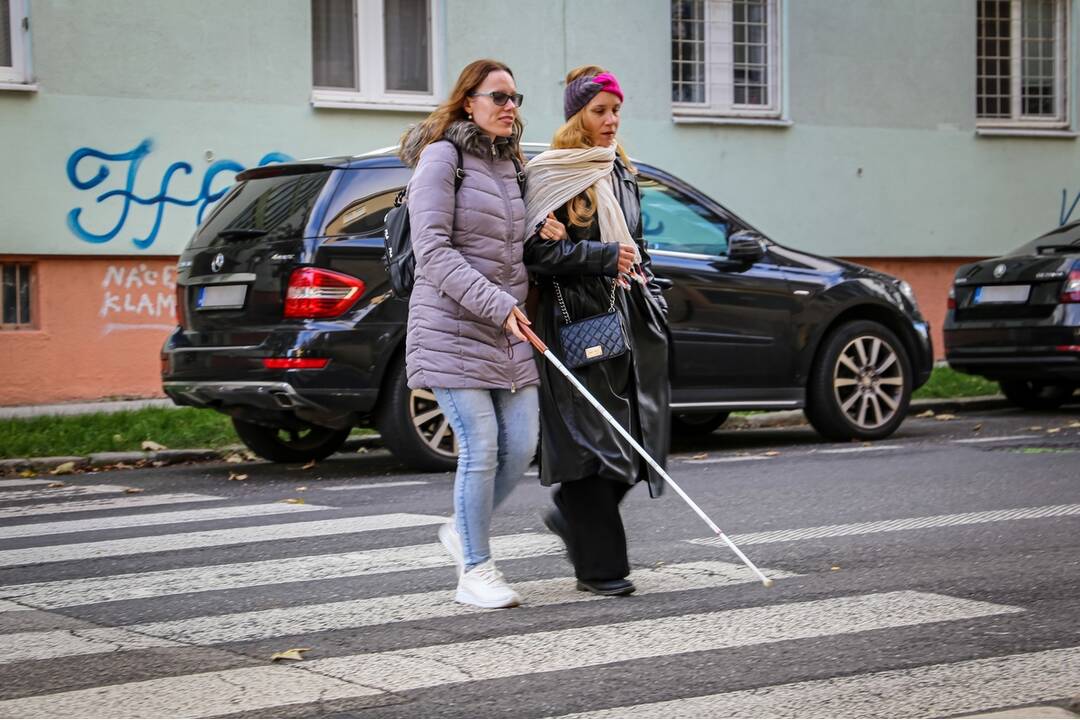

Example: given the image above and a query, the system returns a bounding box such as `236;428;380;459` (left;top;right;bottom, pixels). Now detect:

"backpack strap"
510;154;526;194
453;143;466;192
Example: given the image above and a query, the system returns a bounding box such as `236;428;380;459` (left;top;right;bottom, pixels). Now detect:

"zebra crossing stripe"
689;504;1080;547
0;479;54;488
0;493;222;520
0;502;334;540
0;600;24;612
0;485;141;502
0;591;1020;718
0;513;446;568
0;561;801;663
556;646;1080;718
0;533;562;609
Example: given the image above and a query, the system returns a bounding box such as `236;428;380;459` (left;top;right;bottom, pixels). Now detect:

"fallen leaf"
1025;426;1044;431
282;498;306;505
762;450;781;457
112;433;124;443
242;451;258;461
915;409;935;418
690;453;707;460
18;469;36;478
124;487;144;494
140;440;167;451
935;413;957;421
295;486;308;491
228;472;249;481
1047;427;1062;434
301;460;317;470
224;454;245;464
50;462;76;476
830;566;841;571
972;424;983;433
47;481;66;488
356;447;369;454
1067;421;1080;429
270;647;311;662
152;460;167;467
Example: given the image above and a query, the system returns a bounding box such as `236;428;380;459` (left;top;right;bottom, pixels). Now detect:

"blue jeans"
432;386;539;569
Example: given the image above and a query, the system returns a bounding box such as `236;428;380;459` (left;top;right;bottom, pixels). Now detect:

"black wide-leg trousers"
553;476;634;582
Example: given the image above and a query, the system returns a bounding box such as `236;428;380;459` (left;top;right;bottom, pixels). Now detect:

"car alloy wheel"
409;389;458;459
832;335;905;430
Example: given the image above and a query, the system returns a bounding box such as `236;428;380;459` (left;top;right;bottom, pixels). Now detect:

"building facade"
1;0;1077;404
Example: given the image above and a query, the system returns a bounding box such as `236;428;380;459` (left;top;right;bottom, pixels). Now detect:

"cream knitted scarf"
523;144;641;265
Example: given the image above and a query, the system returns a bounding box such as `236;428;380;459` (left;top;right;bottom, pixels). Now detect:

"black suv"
162;147;933;471
945;221;1080;409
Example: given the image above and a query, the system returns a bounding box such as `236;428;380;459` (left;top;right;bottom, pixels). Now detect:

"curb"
0;398;1009;474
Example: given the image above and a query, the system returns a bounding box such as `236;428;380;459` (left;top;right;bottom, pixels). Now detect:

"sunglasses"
468;91;524;108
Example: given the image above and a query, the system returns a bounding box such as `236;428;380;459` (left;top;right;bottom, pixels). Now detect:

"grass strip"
912;365;999;400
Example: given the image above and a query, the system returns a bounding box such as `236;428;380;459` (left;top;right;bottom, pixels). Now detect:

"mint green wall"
1;0;1077;259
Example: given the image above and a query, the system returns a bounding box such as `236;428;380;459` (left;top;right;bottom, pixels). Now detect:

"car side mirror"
727;231;767;264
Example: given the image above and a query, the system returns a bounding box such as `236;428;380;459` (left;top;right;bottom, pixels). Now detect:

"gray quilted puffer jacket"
402;121;539;391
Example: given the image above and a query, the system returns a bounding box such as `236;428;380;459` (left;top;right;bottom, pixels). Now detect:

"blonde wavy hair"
552;65;636;228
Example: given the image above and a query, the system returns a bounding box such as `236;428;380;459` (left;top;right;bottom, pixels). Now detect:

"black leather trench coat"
524;159;671;495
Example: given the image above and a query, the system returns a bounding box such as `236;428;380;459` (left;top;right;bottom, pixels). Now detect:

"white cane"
521;324;773;588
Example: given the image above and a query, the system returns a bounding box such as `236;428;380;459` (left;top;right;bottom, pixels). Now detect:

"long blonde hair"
552;65;636;228
399;59;524;165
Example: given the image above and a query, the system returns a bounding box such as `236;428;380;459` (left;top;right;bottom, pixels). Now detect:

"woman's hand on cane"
504;305;531;343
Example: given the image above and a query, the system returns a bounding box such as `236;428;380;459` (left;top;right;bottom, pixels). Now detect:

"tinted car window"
197;171;332;243
324;191;399;236
640;179;730;256
1008;221;1080;256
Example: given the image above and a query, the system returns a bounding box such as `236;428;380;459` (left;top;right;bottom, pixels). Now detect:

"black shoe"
575;578;636;596
542;510;576;565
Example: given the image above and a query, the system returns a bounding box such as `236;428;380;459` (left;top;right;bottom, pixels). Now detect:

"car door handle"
653;276;674;290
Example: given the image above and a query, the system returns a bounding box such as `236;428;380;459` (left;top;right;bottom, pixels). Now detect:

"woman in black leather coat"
523;66;670;596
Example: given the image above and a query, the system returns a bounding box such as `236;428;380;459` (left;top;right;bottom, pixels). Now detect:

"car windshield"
1009;221;1080;255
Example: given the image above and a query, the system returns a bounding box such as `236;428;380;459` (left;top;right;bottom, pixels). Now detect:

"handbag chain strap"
553;278;618;325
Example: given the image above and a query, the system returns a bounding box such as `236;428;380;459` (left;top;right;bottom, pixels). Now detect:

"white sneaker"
438;521;465;577
455;560;521;609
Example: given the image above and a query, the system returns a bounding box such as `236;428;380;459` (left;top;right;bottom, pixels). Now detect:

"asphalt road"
0;405;1078;718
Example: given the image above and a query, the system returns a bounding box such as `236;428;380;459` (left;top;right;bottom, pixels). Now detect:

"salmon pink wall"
1;257;177;405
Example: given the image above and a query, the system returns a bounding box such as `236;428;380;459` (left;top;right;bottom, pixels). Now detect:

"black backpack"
383;145;525;298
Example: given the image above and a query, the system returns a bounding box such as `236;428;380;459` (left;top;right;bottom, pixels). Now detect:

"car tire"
999;380;1075;410
805;320;912;442
230;418;351;464
671;412;730;436
376;358;458;473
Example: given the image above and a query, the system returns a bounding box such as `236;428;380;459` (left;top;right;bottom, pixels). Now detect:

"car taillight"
1061;270;1080;304
262;358;330;369
176;284;188;328
284;267;365;318
947;285;956;310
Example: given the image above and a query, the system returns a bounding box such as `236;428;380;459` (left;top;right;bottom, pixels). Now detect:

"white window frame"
311;0;445;112
977;0;1070;130
0;0;34;90
672;0;785;123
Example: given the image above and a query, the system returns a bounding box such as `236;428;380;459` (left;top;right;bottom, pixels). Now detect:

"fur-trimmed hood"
400;120;520;167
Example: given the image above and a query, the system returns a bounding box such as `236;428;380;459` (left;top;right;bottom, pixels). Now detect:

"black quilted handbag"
553;279;627;369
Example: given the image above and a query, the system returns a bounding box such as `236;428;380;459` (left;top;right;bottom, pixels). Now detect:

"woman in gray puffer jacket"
399;59;538;610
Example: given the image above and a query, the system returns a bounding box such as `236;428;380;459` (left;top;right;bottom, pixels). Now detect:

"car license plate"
974;284;1030;304
196;284;247;310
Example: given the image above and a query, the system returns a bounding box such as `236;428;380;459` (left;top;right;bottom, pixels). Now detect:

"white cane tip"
762;578;774;588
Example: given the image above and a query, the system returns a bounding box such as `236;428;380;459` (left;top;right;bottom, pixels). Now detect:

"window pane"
976;0;1012;118
0;0;12;68
732;0;769;107
640;180;730;256
672;0;706;103
384;0;430;93
17;264;30;324
1021;0;1058;117
312;0;357;89
2;264;15;325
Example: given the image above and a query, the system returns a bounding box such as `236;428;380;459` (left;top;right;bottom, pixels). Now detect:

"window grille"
1;262;33;329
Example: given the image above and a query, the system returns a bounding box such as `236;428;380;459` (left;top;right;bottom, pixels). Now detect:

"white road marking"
816;444;903;454
0;513;445;568
557;647;1080;718
0;485;143;502
689;504;1080;548
954;435;1040;444
0;561;800;663
0;600;25;612
0;592;1019;718
0;502;334;540
0;493;222;519
318;481;428;491
0;479;54;488
0;533;562;609
683;455;776;465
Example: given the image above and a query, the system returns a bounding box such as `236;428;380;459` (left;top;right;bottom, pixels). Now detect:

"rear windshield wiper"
217;228;268;240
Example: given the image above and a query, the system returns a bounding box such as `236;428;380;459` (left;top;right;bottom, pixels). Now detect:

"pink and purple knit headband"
563;72;624;120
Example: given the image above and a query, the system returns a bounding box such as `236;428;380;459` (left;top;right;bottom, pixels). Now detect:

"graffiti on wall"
1061;189;1080;227
67;139;293;250
99;261;178;334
